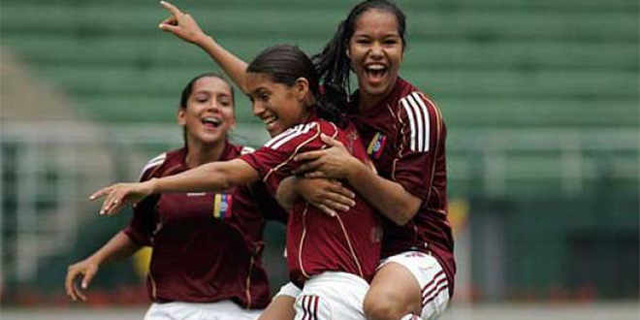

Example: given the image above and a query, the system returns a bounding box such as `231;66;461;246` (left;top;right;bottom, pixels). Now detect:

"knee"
363;292;408;320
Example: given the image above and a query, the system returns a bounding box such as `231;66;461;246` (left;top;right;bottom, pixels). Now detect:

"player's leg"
363;252;450;320
257;282;299;320
363;262;421;320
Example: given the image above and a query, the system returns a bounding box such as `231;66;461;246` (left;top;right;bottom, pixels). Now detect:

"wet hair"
247;44;347;127
179;72;235;110
312;0;406;99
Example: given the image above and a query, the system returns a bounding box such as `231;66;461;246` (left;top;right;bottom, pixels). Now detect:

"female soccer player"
293;1;456;319
91;44;382;320
65;73;286;320
156;1;455;319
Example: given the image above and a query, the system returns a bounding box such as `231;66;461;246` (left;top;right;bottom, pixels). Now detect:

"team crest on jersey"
367;132;387;159
212;193;232;219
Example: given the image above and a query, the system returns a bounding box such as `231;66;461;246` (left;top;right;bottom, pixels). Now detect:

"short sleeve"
122;154;165;246
240;122;328;194
394;92;445;201
122;195;158;246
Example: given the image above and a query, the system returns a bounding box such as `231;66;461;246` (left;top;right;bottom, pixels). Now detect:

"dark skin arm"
293;134;421;225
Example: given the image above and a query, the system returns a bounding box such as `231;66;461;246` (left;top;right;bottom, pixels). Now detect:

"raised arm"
91;159;258;216
293;134;421;225
158;1;249;93
65;231;140;301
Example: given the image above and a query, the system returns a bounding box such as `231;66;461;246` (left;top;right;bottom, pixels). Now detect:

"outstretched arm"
293;134;421;225
158;1;249;93
91;159;258;216
65;231;140;302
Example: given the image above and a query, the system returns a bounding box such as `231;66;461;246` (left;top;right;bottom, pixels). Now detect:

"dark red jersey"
348;78;456;295
240;116;382;288
123;142;286;308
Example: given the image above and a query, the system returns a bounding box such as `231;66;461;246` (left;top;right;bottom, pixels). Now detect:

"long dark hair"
247;44;347;127
312;0;406;100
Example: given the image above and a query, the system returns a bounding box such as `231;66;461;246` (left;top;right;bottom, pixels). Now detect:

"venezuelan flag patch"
213;193;232;219
367;132;387;159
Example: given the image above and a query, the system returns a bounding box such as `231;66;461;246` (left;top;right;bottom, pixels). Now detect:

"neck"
358;93;385;111
185;138;226;169
357;77;399;111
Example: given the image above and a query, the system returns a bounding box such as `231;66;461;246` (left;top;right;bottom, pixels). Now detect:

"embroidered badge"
367;132;387;159
213;193;232;219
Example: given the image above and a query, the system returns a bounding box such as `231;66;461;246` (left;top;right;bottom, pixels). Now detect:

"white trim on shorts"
144;300;262;320
379;251;450;320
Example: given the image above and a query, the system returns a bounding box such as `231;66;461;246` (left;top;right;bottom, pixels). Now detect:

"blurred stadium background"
1;0;638;319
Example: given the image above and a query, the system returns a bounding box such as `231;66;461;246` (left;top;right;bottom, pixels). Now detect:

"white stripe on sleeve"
406;94;425;152
400;98;418;151
138;152;166;180
401;92;431;152
264;123;316;150
412;92;431;152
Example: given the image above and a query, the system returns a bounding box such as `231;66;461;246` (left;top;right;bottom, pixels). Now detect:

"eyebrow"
193;90;231;97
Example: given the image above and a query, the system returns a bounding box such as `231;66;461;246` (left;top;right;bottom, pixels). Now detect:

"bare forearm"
151;160;258;194
275;176;298;211
152;162;231;194
197;36;249;93
88;231;141;266
347;163;421;225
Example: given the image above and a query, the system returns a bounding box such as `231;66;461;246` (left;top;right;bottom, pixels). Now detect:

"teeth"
263;116;277;125
366;65;386;71
202;117;221;126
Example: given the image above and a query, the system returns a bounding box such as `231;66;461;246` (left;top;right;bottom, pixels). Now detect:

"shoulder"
138;148;183;181
227;142;256;157
138;152;167;181
397;91;443;153
262;122;324;151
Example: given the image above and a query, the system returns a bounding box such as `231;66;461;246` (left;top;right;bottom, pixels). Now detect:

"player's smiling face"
178;76;236;145
246;72;308;137
348;9;404;100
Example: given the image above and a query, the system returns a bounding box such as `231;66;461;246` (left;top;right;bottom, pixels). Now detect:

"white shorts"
144;300;263;320
274;281;302;299
293;272;369;320
379;251;450;320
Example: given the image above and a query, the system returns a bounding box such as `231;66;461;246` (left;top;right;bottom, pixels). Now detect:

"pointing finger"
160;1;183;17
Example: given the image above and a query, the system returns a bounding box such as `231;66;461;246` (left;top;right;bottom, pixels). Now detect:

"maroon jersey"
348;78;456;295
123;142;286;308
240;116;382;288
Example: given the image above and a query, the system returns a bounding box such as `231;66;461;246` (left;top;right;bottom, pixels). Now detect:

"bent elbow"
392;214;412;226
389;202;420;226
388;208;415;226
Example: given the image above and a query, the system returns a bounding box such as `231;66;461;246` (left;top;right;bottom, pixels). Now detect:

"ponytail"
312;21;352;102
